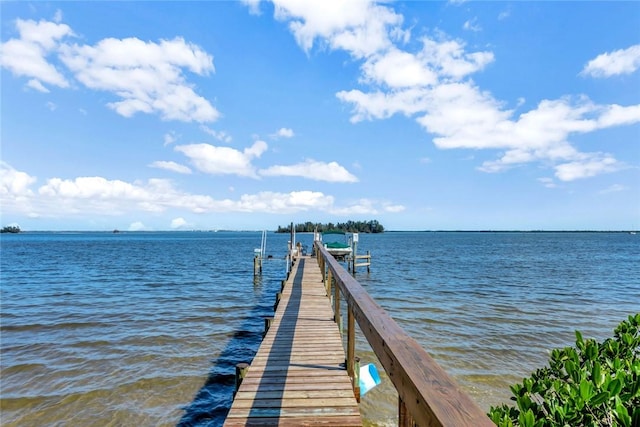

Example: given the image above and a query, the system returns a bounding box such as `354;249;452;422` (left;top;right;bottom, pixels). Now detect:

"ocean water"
1;231;638;426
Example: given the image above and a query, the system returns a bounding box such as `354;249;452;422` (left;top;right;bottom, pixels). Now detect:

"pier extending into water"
226;240;493;426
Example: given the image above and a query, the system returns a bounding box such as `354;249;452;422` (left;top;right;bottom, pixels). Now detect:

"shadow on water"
177;261;285;427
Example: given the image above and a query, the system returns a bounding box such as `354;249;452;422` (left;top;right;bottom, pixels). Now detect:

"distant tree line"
276;220;384;234
1;225;21;233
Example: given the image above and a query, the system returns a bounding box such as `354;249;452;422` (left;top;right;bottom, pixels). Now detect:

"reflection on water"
1;231;639;426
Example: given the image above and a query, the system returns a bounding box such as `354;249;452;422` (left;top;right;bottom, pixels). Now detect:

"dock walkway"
224;255;362;426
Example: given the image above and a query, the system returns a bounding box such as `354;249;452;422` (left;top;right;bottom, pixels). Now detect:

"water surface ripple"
1;231;638;426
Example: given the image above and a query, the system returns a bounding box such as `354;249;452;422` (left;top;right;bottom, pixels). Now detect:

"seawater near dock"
228;237;493;426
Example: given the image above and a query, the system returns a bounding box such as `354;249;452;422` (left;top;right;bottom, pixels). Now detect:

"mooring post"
234;362;249;397
367;250;371;274
352;233;358;275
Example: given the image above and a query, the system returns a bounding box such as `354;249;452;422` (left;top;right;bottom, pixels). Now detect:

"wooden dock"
224;255;362;427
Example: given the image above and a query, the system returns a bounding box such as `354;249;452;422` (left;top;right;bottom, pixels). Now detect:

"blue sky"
1;1;639;231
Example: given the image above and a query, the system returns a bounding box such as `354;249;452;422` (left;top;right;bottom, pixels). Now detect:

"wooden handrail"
315;242;494;427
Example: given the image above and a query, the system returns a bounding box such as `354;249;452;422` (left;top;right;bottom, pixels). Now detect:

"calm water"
1;231;638;426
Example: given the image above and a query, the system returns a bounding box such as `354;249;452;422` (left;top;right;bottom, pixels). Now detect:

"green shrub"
489;313;640;427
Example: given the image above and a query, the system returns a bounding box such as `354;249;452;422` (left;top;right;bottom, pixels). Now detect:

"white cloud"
340;69;638;181
175;140;267;178
0;163;401;219
0;162;37;196
329;198;378;215
235;190;335;213
53;10;63;24
598;184;626;194
59;36;219;122
272;0;405;58
2;18;220;123
554;154;619;181
201;125;233;143
27;78;49;92
149;161;192;174
164;131;178;146
361;48;438;88
498;10;511;21
0;19;73;90
463;18;482;32
581;44;640;78
359;38;493;90
259;159;358;182
384;204;405;213
46;101;57;111
337;87;431;122
268;1;636;182
597;104;640;128
128;221;149;231
241;0;262;15
537;177;557;188
420;38;494;80
170;217;189;229
271;127;295;138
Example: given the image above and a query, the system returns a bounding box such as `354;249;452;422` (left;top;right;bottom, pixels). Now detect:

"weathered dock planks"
224;256;362;427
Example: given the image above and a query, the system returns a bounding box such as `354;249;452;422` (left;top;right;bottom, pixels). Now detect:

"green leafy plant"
489;313;640;427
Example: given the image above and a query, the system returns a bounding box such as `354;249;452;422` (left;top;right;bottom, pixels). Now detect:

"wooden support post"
354;356;361;403
347;305;358;399
367;250;370;273
281;279;286;292
347;305;355;375
274;292;282;310
333;275;341;331
326;268;332;298
399;397;408;427
398;397;416;427
253;255;259;276
234;362;249;397
263;316;273;338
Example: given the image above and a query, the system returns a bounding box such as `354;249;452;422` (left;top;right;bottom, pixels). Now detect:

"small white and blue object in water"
359;363;381;396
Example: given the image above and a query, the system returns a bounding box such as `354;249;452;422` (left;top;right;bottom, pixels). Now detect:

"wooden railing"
314;242;494;427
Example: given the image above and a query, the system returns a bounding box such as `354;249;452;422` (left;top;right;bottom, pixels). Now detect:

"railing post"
326;267;332;298
399;397;416;427
347;305;359;400
354;356;361;402
333;274;341;332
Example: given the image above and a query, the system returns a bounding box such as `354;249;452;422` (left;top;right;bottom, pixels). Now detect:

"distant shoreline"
4;229;637;234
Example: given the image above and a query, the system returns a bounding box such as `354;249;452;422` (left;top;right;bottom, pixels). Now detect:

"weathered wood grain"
223;256;362;427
